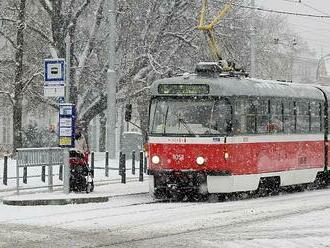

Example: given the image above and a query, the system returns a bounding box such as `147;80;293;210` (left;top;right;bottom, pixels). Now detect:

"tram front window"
150;98;231;136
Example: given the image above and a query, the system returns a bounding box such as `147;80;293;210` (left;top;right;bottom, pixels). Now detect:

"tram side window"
283;99;295;134
246;99;257;134
213;100;232;135
310;101;322;132
270;100;283;133
257;99;269;134
233;100;246;135
296;101;309;133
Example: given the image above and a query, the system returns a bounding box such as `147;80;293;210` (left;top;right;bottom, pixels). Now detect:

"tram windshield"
150;98;232;136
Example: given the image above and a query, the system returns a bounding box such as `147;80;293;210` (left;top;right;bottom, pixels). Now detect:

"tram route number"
173;154;184;161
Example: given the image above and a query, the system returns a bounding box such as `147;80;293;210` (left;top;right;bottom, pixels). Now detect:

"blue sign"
59;103;76;148
44;59;65;83
44;59;65;97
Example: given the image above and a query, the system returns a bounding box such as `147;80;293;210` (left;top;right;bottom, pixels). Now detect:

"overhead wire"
299;1;330;16
220;0;330;18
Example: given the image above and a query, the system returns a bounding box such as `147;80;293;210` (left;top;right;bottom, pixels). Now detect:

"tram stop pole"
63;149;70;194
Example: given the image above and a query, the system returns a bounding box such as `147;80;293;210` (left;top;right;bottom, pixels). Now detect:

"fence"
90;150;146;183
16;147;64;194
1;149;148;192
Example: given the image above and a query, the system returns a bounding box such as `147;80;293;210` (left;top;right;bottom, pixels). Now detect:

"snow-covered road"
1;189;330;247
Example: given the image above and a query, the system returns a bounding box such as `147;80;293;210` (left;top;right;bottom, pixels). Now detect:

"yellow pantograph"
197;0;234;67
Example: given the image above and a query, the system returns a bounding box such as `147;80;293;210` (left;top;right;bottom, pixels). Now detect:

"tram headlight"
151;155;160;164
196;156;205;165
224;152;229;160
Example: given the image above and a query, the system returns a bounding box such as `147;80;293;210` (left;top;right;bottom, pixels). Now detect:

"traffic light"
125;104;132;122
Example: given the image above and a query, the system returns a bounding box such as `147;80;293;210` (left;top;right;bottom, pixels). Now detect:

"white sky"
257;0;330;58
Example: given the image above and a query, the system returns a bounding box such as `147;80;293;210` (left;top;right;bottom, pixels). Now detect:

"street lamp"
316;54;330;81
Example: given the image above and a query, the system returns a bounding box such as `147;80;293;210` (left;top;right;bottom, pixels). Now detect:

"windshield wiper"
178;118;196;136
163;106;169;135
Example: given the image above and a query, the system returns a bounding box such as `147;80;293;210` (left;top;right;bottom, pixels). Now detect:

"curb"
2;192;149;206
2;195;109;206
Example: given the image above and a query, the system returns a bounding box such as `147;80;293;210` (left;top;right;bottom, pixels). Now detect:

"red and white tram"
143;63;330;198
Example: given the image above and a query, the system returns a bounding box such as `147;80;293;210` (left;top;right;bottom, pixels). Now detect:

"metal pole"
118;151;122;175
91;151;95;178
23;166;27;184
144;153;147;174
41;165;46;182
48;152;53;192
65;32;71;103
139;151;143;182
106;0;117;159
250;0;256;78
63;33;71;194
105;151;109;177
59;164;63;181
132;150;135;175
3;155;8;185
16;151;20;194
121;153;126;184
63;150;70;194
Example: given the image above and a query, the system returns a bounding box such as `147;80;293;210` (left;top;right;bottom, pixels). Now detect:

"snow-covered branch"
76;0;105;86
38;0;53;15
164;32;199;50
21;71;43;94
26;89;59;110
0;30;17;49
0;91;14;106
73;0;91;21
26;23;54;46
0;17;17;23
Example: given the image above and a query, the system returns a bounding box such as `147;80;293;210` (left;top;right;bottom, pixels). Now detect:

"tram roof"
150;75;325;101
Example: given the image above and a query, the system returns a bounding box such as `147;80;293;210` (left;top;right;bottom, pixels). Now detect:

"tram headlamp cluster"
151;155;160;164
196;156;205;165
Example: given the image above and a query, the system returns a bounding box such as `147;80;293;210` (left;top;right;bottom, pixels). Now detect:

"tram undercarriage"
149;169;330;201
150;171;208;200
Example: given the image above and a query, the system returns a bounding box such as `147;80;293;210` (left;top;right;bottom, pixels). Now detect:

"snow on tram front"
143;63;330;199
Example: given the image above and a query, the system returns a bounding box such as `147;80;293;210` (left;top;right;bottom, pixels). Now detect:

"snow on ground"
2;154;330;247
1;188;330;247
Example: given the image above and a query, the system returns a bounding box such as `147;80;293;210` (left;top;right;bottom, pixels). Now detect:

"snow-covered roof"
150;75;324;101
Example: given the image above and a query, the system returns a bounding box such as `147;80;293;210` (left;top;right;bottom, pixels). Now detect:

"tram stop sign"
59;103;76;148
44;59;65;97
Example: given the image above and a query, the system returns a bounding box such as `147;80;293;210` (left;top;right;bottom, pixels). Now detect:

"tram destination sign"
158;84;209;95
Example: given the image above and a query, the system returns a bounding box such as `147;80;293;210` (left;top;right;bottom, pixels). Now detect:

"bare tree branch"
26;89;59;110
26;23;54;45
38;0;53;15
73;0;91;21
0;16;54;45
0;17;17;22
0;30;17;49
21;71;43;94
0;91;14;106
76;0;105;86
164;32;199;50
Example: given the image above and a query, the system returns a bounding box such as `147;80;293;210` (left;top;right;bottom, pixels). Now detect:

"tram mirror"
125;104;132;122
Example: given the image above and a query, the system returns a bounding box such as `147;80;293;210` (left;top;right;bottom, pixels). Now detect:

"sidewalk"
1;153;150;206
2;179;150;206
